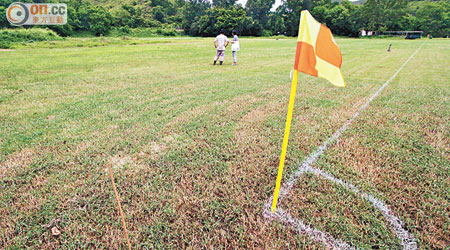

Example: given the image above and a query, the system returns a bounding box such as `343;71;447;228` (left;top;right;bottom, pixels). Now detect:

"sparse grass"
283;173;403;249
0;37;448;249
4;36;180;49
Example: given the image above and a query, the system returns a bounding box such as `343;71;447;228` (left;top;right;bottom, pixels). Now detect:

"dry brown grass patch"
0;148;38;179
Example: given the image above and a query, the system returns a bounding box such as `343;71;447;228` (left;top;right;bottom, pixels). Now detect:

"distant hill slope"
333;0;444;5
82;0;155;10
332;0;367;4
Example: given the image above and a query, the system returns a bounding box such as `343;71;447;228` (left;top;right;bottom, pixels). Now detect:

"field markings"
264;44;424;249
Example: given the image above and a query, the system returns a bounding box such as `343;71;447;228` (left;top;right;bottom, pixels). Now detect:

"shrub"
0;28;63;44
110;27;157;37
0;40;11;49
156;27;178;36
119;26;131;34
261;29;272;37
110;27;178;37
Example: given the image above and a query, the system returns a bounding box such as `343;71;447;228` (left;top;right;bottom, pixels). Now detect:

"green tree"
416;1;450;37
362;0;408;31
77;5;112;35
312;0;363;37
266;12;286;35
113;6;132;27
124;4;147;27
245;0;275;28
303;0;313;10
192;7;261;36
276;0;304;36
0;5;8;28
181;0;210;35
212;0;236;8
48;5;80;36
152;6;167;23
399;13;418;31
0;0;23;28
90;6;113;35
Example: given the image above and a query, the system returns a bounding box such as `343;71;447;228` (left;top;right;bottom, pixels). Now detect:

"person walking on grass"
213;29;229;65
231;30;240;66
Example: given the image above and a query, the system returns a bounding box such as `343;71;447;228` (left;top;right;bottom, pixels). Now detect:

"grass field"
0;37;449;249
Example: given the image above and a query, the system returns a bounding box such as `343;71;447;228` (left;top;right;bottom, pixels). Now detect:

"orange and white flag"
294;10;345;87
271;11;346;213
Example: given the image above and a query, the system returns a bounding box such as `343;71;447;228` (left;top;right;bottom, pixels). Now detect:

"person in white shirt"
213;29;230;65
231;30;240;66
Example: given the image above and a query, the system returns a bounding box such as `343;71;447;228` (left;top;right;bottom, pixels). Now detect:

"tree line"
0;0;449;37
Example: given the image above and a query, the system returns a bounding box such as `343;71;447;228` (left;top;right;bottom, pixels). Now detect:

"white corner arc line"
264;44;424;249
263;206;357;250
278;44;424;203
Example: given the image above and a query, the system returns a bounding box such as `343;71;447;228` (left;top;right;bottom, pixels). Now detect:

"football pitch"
1;37;449;249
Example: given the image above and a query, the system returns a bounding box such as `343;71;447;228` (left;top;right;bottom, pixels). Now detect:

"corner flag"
271;10;345;213
296;10;345;87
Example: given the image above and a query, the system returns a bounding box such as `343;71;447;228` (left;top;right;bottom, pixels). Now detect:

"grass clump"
0;28;63;48
109;26;180;37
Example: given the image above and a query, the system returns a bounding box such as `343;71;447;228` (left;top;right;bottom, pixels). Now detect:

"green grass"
0;37;449;249
0;28;182;49
2;35;182;49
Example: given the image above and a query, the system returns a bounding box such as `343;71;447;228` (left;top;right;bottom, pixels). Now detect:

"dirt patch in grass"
0;176;48;247
212;96;310;247
0;139;132;248
120;86;325;248
110;155;134;170
0;148;38;179
332;137;394;187
233;100;284;164
422;117;449;159
137;134;180;161
165;104;211;129
224;94;260;114
148;141;168;159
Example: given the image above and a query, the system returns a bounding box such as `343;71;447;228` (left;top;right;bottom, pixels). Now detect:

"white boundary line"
264;45;424;249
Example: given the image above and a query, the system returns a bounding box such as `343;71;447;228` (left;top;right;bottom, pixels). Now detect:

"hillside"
332;0;367;4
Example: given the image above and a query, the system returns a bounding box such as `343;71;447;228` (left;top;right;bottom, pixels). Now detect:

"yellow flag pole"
271;69;299;213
